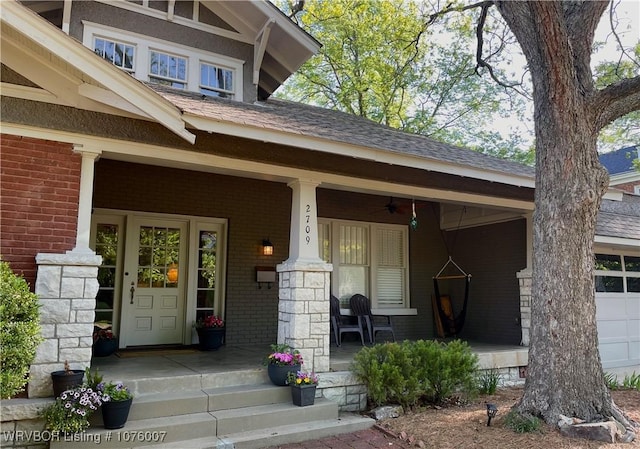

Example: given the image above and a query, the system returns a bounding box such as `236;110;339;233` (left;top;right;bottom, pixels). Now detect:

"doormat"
115;347;199;358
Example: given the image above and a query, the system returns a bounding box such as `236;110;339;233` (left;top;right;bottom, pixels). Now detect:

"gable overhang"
183;113;536;190
203;0;321;97
0;1;195;144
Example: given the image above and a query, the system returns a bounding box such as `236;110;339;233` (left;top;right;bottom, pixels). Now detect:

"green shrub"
504;410;542;433
0;260;43;399
604;372;619;390
477;368;501;395
352;339;478;408
352;342;421;409
622;372;640;391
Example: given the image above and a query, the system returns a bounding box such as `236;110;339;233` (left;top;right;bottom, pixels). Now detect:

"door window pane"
595;276;624;292
137;226;180;288
94;224;119;325
196;231;217;317
625;256;640;273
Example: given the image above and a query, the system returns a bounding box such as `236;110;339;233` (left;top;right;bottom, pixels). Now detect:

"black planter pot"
267;363;301;386
51;370;84;397
291;384;317;406
102;398;133;429
196;328;225;351
93;338;118;357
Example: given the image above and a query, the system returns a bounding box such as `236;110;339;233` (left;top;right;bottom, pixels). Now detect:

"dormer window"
200;62;234;99
94;37;135;72
149;51;187;89
83;22;244;101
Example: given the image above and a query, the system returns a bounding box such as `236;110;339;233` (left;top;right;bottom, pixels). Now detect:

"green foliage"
352;339;478;409
504;410;542;433
604;372;619;390
621;372;640;391
275;0;530;163
477;368;501;395
0;260;43;399
85;368;103;390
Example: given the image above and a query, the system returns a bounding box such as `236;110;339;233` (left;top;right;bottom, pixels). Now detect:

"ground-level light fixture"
486;403;498;426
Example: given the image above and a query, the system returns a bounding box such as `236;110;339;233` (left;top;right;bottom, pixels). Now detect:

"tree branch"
473;2;518;90
593;75;640;128
608;0;640;71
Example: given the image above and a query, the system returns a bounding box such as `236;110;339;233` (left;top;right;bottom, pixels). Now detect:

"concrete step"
51;412;215;449
221;412;376;449
117;369;269;396
206;384;291;411
214;398;337;436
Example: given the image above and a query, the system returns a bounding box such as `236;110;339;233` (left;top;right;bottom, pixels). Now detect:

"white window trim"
320;218;415;315
594;252;640;294
82;21;244;101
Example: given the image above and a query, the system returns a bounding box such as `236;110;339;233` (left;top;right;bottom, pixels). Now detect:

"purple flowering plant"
265;343;304;367
96;380;133;402
288;370;319;386
41;386;106;433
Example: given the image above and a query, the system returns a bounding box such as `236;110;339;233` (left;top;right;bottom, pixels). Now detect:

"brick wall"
0;134;80;287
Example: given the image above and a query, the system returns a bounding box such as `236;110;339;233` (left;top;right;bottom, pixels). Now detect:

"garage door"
595;253;640;370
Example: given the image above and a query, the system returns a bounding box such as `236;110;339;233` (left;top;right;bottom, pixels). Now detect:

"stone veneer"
276;260;333;374
28;252;102;398
516;269;532;346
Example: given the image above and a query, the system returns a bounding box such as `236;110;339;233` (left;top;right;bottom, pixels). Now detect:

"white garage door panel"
599;342;630;365
596;296;627;320
598;320;629;340
630;320;640;339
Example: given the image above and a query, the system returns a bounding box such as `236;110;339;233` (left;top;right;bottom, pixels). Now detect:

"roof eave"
0;1;195;144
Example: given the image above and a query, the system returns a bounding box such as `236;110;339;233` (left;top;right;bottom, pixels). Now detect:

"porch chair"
330;295;365;346
349;294;396;344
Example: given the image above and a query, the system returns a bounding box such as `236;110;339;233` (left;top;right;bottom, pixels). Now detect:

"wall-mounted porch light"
262;239;274;256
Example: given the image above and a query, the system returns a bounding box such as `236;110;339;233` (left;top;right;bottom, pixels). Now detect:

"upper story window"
84;22;244;101
94;37;135;72
149;50;187;89
200;63;234;98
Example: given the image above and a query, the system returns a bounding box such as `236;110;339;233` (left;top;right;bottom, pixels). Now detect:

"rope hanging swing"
431;205;472;338
432;256;472;337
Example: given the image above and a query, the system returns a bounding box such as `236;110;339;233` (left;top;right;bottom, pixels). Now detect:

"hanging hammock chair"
432;256;472;338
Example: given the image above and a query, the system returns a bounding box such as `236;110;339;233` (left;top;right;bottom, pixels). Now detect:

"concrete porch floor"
90;340;528;385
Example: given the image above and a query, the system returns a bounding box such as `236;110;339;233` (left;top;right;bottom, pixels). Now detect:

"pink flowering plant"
265;343;303;367
288;370;319;386
41;386;105;433
194;314;225;329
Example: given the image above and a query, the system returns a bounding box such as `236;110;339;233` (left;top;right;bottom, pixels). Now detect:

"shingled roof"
597;194;640;240
148;84;535;181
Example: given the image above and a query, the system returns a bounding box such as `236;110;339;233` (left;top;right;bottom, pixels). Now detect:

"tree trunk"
494;1;615;425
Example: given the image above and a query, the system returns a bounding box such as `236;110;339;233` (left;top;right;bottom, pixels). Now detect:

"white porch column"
70;145;101;254
277;179;332;373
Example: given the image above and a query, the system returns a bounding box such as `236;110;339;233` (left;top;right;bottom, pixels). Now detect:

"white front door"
122;217;188;347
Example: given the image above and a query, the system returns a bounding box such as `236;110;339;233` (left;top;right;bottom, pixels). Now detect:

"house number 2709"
305;204;312;244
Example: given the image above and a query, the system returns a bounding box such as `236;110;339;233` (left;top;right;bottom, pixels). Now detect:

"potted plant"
41;385;104;434
50;360;84;397
264;343;304;386
92;324;118;357
193;314;225;351
96;380;134;429
288;371;319;407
